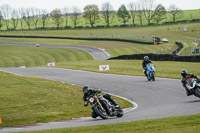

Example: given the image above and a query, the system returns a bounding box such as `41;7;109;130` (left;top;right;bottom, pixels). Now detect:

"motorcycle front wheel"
94;104;108;119
152;72;155;81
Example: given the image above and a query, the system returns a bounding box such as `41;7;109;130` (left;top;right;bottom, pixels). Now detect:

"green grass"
1;22;200;56
0;71;132;127
54;60;200;79
0;45;93;67
0;37;178;57
1;23;200;41
18;114;200;133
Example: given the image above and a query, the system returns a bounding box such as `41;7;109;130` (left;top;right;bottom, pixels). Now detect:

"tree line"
0;0;196;31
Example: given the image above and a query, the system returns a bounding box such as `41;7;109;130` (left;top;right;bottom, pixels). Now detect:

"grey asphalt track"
0;67;200;133
0;43;110;60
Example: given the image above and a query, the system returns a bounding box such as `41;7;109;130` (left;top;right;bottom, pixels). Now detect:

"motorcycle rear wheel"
116;109;124;117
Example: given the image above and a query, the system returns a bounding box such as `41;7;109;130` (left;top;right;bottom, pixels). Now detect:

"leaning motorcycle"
87;93;123;119
146;63;156;81
186;79;200;98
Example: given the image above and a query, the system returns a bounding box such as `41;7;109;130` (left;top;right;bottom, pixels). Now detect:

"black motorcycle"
87;93;123;119
186;79;200;98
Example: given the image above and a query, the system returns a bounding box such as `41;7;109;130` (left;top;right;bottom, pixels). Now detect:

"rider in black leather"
82;85;119;118
181;69;200;96
142;56;152;76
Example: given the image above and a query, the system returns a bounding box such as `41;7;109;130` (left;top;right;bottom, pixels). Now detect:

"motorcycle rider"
181;69;200;96
142;56;152;77
82;85;120;118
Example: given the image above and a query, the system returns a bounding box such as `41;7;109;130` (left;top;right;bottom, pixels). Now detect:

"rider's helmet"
82;85;89;94
181;69;188;77
144;56;149;61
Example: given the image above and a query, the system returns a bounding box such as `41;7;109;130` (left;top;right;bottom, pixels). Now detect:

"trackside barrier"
108;53;200;62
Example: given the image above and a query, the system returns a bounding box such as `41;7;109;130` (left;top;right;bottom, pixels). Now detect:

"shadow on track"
185;100;200;103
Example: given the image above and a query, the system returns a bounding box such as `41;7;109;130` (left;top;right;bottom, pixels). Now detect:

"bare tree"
137;2;143;26
199;7;200;19
22;8;32;30
0;10;3;30
83;4;99;27
128;2;138;25
71;7;81;28
168;4;183;23
154;4;167;24
11;9;19;30
1;4;12;30
31;7;41;29
41;10;49;29
141;0;156;25
18;8;25;30
50;9;63;29
101;2;115;27
62;7;70;28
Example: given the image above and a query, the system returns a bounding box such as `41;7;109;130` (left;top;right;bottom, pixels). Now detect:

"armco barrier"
108;53;200;62
172;41;183;55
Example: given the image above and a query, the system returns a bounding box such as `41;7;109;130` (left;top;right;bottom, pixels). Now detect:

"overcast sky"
0;0;200;12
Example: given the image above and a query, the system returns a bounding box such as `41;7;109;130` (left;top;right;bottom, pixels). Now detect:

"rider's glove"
84;101;88;106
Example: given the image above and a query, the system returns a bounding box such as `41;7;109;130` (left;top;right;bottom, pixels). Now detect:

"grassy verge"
0;71;132;127
0;45;93;67
54;60;200;79
19;114;200;133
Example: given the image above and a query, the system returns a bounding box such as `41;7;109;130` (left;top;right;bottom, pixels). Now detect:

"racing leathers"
181;73;199;96
142;59;152;76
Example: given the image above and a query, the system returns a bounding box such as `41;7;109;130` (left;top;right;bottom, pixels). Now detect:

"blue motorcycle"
146;63;155;81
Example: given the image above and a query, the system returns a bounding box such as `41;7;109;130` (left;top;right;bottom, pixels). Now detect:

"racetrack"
0;67;200;133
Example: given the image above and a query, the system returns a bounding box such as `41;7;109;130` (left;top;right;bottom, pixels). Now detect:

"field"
0;22;200;56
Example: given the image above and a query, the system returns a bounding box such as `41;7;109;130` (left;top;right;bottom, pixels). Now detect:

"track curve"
0;67;200;133
0;43;110;60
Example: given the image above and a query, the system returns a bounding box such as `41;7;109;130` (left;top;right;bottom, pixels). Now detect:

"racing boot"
186;90;192;96
115;105;120;109
91;111;97;118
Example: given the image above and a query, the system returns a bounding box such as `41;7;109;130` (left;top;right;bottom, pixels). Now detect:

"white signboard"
99;65;109;71
47;62;55;67
19;66;26;68
184;26;188;32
